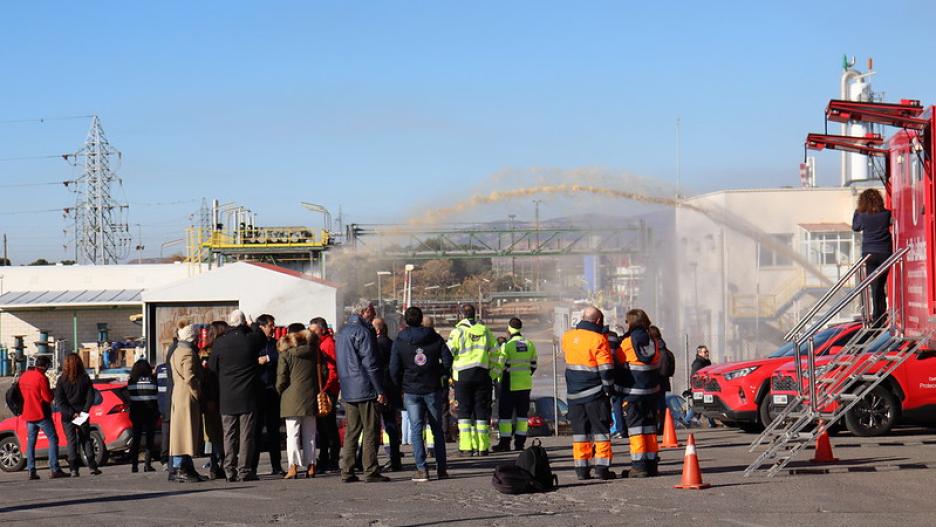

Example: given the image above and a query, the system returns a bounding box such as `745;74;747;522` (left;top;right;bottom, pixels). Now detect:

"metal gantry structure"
65;116;130;264
344;221;650;260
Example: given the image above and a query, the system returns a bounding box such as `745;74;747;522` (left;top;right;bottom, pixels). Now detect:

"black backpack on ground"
5;380;23;417
491;439;558;494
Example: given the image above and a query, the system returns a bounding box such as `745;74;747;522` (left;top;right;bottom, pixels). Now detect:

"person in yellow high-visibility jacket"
447;304;500;456
492;317;537;452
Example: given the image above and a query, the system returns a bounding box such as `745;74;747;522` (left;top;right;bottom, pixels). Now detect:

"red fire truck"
746;99;936;477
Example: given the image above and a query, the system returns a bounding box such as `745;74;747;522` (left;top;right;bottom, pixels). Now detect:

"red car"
769;331;936;436
0;382;135;472
690;322;862;432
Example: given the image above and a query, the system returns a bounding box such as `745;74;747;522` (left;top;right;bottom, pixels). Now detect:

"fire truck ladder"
745;246;932;477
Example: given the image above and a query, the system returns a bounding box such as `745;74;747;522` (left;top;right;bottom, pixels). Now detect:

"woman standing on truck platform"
852;188;893;327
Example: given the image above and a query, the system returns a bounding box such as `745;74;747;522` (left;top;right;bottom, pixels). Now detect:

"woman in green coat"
276;327;323;479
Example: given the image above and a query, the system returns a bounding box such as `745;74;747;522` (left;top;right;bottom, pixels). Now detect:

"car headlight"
723;366;759;380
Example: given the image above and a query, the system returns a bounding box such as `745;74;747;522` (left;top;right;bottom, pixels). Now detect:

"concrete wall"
1;307;141;353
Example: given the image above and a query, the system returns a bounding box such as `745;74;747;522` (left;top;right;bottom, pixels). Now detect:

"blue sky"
1;1;935;262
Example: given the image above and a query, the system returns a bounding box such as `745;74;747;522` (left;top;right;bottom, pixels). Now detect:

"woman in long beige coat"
170;324;203;482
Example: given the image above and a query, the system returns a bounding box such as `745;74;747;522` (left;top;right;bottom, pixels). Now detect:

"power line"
0;154;67;162
0;115;94;125
0;208;65;216
0;180;71;189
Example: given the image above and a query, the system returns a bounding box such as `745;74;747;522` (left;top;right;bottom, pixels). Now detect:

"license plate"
703;394;714;404
693;391;703;400
773;394;788;405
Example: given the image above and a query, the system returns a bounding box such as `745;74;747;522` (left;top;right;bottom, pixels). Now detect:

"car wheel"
844;385;899;437
0;436;26;472
758;396;783;428
79;430;109;468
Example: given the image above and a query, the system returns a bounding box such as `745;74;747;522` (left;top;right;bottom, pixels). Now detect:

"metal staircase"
745;246;933;477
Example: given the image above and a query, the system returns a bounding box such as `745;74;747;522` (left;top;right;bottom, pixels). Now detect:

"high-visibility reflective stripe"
685;444;696;456
475;421;489;430
129;395;158;401
507;366;531;372
601;378;614;386
573;459;589;467
631;452;651;460
567;385;603;400
572;434;590;442
628;363;660;371
498;421;513;434
515;418;528;436
593;457;611;466
593;433;610;442
628;426;657;436
617;386;660;395
455;361;488;371
598;363;614;371
645;452;658;460
566;364;599;372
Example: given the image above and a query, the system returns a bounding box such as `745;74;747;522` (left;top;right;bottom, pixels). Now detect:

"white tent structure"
142;261;339;360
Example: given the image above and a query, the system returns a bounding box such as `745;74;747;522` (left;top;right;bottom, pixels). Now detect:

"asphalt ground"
2;426;936;527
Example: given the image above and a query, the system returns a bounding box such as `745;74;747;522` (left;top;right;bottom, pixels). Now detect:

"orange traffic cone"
661;408;680;448
811;423;838;463
674;433;711;490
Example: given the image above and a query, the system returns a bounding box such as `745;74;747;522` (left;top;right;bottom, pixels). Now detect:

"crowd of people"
17;299;712;485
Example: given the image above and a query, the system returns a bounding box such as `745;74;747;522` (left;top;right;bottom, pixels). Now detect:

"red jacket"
319;332;340;396
19;368;53;422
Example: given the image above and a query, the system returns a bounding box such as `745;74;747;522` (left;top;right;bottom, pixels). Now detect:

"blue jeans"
403;391;447;472
610;396;624;435
400;411;412;445
27;418;61;473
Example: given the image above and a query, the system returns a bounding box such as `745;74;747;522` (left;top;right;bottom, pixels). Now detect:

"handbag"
316;349;332;417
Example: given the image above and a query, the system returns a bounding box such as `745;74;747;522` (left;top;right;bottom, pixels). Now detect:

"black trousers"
865;252;891;325
497;388;530;436
316;405;340;467
60;415;97;470
160;419;170;463
377;402;402;466
252;388;282;472
129;405;158;465
454;378;493;421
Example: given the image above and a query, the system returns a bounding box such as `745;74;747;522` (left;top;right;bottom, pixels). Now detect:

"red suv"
690;322;862;432
769;331;936;436
0;382;135;472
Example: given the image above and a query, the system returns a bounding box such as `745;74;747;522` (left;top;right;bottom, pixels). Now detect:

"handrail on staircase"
799;246;909;340
783;254;870;342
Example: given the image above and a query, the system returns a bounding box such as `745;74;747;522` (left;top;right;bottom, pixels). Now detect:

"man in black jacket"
250;314;284;476
689;345;715;427
373;317;402;471
390;306;453;482
209;310;261;482
156;339;175;472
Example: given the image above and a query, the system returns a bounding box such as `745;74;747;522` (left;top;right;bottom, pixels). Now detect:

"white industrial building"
0;261;339;364
143;261;339;361
671;186;870;377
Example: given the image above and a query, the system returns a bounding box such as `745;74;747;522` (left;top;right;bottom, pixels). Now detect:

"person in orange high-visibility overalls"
562;306;616;480
615;308;661;478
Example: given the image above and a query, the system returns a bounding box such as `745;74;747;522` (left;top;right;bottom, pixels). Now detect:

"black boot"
647;459;659;477
71;468;80;478
131;462;139;473
143;450;155;472
575;467;592;480
595;466;617;480
513;437;526;451
491;437;512;453
628;462;650;479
